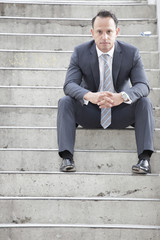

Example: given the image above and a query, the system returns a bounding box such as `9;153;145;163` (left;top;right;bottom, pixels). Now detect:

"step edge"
0;67;159;71
0;105;159;110
0;126;137;130
0;1;152;6
0;49;158;53
0;148;159;154
0;126;160;130
0;33;158;38
0;196;159;201
0;16;157;21
0;86;159;89
0;170;159;176
0;148;138;152
0;67;67;71
0;223;159;230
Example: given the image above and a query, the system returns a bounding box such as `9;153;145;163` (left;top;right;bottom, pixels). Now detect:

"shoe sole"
60;166;76;172
132;167;151;174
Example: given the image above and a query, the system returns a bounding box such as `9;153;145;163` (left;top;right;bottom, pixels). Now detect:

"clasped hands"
84;91;123;108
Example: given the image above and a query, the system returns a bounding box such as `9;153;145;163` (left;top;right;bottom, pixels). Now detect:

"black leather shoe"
60;158;76;172
132;159;151;174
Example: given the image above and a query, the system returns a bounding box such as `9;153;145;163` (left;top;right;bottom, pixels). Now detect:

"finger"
97;99;105;106
99;103;113;109
98;93;107;100
98;100;113;108
98;97;113;105
104;91;114;97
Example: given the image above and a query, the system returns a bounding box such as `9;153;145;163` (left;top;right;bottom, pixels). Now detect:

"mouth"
101;42;110;45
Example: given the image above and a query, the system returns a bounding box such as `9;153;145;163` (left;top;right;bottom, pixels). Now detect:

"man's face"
91;16;120;53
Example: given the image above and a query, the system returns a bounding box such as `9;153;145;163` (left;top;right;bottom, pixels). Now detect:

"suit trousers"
57;95;154;157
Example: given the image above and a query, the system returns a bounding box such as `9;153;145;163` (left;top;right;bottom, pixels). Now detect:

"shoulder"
115;40;140;61
74;40;95;52
70;40;96;64
116;40;139;53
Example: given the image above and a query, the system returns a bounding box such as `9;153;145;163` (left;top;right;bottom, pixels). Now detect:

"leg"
57;96;77;156
109;97;154;155
57;96;77;172
57;96;101;156
133;97;154;173
57;96;101;171
134;97;154;156
109;97;154;174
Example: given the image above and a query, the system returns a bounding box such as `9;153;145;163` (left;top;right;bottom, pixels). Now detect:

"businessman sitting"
57;10;154;173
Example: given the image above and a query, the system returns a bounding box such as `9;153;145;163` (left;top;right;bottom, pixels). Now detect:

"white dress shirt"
83;45;131;104
96;46;115;92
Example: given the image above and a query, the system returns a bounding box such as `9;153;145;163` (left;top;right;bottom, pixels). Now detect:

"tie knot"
101;54;109;63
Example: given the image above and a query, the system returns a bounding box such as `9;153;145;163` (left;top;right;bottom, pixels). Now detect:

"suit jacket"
64;40;150;105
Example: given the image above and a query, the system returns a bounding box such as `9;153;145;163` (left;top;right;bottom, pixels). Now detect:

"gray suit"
57;40;154;156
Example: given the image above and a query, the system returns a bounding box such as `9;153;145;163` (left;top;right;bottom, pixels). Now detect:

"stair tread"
0;170;159;175
0;223;159;229
0;196;160;201
0;16;156;20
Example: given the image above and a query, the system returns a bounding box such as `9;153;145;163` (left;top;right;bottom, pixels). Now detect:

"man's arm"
124;48;150;102
64;47;89;105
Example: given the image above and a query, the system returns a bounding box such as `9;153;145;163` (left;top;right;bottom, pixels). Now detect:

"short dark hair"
92;10;118;28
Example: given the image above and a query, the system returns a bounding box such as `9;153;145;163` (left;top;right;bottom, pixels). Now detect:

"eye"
97;30;102;34
107;30;114;35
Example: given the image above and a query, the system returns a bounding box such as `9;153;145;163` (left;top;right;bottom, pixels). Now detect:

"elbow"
63;82;69;95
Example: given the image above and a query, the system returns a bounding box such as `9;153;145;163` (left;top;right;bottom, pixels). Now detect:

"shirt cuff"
125;93;132;104
83;98;89;105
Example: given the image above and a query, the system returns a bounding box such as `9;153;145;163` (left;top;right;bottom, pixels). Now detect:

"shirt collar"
96;45;115;59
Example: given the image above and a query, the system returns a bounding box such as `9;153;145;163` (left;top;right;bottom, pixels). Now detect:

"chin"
100;45;111;52
101;48;110;53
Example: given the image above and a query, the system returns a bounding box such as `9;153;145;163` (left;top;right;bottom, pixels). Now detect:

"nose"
102;33;108;40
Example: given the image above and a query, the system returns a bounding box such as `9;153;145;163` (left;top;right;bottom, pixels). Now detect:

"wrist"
84;91;92;101
121;91;129;102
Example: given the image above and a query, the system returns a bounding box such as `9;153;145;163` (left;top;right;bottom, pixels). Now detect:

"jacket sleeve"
125;48;150;103
63;46;89;105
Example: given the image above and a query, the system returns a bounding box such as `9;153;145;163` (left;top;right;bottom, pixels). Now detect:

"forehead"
93;16;116;29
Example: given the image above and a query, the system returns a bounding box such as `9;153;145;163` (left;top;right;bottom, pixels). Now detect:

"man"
57;10;154;174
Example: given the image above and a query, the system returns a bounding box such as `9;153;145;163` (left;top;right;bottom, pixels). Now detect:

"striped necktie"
100;54;114;129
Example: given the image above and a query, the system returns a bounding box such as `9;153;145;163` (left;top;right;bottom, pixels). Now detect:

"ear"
116;27;120;37
91;28;94;38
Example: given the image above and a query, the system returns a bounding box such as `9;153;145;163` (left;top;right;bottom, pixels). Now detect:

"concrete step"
0;2;156;18
0;87;159;107
0;106;159;128
0;34;158;51
155;107;160;127
0;18;157;35
0;197;159;225
1;0;147;2
0;172;159;198
0;106;58;127
0;0;149;4
0;128;159;150
0;50;158;69
0;0;147;2
0;150;159;173
0;69;159;88
0;225;159;240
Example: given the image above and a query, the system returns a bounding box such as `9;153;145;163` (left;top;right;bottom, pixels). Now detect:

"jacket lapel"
112;41;122;88
89;40;122;91
89;42;100;91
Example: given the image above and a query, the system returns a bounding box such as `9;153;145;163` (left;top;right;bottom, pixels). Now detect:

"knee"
137;97;153;111
58;96;75;110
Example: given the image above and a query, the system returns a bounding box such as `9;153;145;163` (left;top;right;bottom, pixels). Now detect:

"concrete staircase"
0;0;160;239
